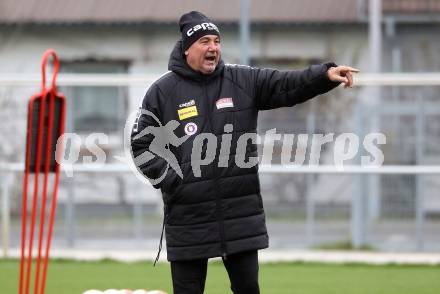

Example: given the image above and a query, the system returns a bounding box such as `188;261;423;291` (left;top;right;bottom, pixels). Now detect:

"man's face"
185;35;221;74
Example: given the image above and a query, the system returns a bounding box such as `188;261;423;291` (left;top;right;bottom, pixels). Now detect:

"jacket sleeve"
130;84;181;194
249;62;341;110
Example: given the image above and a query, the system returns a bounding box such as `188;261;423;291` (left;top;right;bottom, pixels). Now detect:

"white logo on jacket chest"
179;99;195;108
216;97;234;109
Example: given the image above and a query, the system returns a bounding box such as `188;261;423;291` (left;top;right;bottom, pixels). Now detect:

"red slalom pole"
39;55;66;294
18;49;66;294
33;50;61;294
18;87;36;294
24;72;46;294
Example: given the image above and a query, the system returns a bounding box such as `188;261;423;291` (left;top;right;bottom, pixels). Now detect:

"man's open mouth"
205;56;216;62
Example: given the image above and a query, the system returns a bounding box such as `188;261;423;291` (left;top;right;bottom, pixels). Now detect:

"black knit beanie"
179;11;220;52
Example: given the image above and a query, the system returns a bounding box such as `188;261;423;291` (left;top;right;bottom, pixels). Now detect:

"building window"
61;61;128;134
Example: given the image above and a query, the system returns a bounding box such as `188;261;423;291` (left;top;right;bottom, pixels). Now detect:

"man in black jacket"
131;11;358;294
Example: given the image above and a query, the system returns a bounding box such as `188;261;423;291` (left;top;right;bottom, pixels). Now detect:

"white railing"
2;162;440;257
1;72;440;86
2;72;440;257
3;163;440;174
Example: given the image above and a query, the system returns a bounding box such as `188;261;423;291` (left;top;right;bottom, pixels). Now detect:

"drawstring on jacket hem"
154;205;167;266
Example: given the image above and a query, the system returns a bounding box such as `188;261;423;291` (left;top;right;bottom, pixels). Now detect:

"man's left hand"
327;66;360;88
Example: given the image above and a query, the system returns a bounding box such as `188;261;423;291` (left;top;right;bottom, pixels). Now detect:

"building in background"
1;0;440;250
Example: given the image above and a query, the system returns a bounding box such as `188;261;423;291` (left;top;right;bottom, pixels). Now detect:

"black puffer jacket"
131;40;340;261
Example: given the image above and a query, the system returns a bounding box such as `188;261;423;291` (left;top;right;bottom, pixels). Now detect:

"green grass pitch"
2;258;440;294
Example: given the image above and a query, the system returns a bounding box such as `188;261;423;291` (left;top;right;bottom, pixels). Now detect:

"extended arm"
244;63;358;110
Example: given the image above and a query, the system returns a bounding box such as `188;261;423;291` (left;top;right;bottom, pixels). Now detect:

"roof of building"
0;0;438;25
382;0;440;14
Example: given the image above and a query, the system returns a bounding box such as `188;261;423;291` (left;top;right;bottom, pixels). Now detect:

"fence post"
133;192;143;241
1;172;12;257
415;95;425;251
65;176;76;247
306;100;316;246
352;99;367;248
352;176;367;248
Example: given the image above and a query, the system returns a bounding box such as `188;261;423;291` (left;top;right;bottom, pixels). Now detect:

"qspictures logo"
54;109;386;184
130;109;189;185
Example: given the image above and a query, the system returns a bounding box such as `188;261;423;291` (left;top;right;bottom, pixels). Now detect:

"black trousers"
170;250;260;294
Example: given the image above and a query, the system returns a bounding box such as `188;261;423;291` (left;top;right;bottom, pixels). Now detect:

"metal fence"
1;73;440;257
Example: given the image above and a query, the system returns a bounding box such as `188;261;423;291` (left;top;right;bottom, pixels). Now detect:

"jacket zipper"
203;81;228;260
